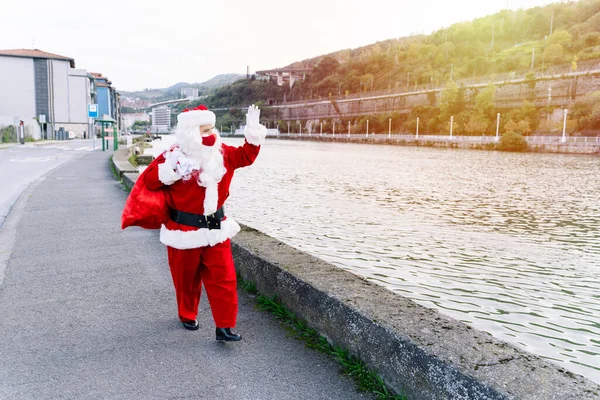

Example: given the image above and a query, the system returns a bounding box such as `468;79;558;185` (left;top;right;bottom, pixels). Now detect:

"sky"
0;0;561;92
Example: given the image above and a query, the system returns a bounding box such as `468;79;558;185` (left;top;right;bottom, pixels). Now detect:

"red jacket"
121;141;260;249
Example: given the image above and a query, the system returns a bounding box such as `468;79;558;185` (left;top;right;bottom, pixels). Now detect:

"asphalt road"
0;149;372;400
0;139;101;227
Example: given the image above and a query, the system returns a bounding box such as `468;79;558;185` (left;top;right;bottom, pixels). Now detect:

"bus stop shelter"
95;115;118;151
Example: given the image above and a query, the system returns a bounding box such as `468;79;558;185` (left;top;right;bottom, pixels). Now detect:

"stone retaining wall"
275;135;600;155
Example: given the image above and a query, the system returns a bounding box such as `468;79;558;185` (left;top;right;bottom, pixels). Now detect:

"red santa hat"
177;104;216;128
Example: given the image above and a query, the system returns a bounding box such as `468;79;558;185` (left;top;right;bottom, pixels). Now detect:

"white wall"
68;69;90;124
51;59;70;123
0;57;36;119
0;115;42;140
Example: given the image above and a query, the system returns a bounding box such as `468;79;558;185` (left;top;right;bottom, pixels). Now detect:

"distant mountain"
120;73;244;101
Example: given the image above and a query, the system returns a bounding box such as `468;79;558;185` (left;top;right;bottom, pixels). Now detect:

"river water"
221;137;600;384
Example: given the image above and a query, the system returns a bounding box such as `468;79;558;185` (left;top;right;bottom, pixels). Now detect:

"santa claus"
122;104;266;341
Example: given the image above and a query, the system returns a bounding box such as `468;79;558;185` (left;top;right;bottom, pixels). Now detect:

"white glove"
244;104;267;146
176;155;199;177
246;104;261;129
165;147;184;170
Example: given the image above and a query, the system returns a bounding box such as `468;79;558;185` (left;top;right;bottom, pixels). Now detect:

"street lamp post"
450;116;454;139
388;119;391;138
333;121;335;138
495;113;500;142
348;121;350;137
561;109;568;143
416;117;419;138
366;120;369;137
320;122;322;136
287;121;290;134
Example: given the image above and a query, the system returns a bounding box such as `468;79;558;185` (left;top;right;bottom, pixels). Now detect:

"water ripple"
224;138;600;383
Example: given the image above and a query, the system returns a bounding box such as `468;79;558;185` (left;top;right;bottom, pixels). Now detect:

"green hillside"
180;0;600;136
286;0;600;99
120;73;244;102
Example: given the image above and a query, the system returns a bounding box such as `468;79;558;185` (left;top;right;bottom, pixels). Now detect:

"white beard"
174;125;226;183
175;126;226;215
173;125;226;215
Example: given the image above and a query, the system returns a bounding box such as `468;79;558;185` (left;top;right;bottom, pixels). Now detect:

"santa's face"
199;124;217;147
199;124;213;136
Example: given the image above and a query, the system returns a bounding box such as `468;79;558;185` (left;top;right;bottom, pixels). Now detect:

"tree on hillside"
543;43;566;64
463;111;489;135
475;83;496;121
571;90;600;132
311;56;339;83
439;81;466;121
549;29;572;46
439;81;458;120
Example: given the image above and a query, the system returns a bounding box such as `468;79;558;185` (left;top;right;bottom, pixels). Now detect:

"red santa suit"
125;104;266;330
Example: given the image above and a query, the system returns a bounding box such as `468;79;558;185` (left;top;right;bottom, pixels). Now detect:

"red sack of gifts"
121;159;169;230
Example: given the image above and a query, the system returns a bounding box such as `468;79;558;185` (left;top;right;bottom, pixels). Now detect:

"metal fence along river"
222;137;600;384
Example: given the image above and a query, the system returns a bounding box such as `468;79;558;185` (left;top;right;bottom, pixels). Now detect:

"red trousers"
166;239;238;328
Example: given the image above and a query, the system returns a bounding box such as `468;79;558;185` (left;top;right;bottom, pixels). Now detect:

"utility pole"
549;11;554;37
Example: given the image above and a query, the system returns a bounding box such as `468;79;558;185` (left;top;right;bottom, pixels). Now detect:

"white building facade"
180;87;198;99
0;49;94;140
151;106;171;133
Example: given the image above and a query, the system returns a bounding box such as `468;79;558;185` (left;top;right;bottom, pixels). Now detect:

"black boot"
182;319;199;330
216;327;242;341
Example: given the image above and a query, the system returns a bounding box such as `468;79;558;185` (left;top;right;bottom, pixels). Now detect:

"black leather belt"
169;207;224;230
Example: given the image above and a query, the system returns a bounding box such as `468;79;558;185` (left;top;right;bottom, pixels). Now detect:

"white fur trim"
203;181;219;214
158;162;181;185
177;109;216;128
244;124;267;146
159;218;241;249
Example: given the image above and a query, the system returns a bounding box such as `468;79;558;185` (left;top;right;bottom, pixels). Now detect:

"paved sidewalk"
0;150;371;400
